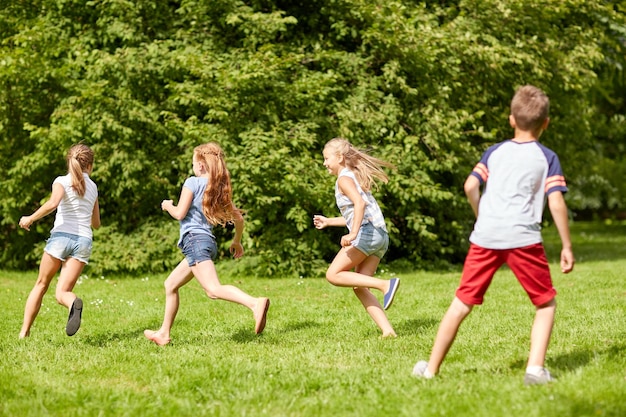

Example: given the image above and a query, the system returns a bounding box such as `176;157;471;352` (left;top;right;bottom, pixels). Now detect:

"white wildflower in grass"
90;299;104;308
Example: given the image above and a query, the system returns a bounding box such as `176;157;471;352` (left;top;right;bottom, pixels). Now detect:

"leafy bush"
1;0;624;275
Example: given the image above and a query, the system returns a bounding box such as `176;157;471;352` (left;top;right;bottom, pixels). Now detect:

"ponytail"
66;144;94;197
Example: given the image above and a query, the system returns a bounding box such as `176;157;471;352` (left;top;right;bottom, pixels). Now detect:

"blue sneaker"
383;278;400;310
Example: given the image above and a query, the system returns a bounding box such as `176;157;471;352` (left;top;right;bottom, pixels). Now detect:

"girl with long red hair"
144;142;269;345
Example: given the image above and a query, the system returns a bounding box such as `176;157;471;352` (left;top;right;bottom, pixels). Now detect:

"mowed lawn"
0;221;625;417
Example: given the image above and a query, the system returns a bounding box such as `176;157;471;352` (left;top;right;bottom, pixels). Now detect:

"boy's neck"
512;129;542;143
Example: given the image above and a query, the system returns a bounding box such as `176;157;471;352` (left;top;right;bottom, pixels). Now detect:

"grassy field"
1;221;625;417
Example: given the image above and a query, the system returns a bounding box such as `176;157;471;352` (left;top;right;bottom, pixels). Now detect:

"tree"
0;0;623;276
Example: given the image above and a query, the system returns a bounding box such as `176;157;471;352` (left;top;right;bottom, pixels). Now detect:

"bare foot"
253;298;270;334
381;331;397;339
144;329;171;346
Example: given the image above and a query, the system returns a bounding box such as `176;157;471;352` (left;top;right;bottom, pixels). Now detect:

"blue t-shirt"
178;176;215;246
468;140;568;249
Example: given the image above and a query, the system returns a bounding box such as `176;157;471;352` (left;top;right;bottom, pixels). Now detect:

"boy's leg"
415;244;502;377
528;298;556;368
425;297;473;375
506;244;556;370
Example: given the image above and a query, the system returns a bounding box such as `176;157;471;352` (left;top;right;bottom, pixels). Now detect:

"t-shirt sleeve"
182;177;199;194
469;144;500;184
544;151;568;195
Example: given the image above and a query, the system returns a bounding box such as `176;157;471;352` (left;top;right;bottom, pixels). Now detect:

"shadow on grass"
230;329;263;343
280;320;321;333
395;318;439;336
229;320;321;343
83;329;145;346
509;341;626;374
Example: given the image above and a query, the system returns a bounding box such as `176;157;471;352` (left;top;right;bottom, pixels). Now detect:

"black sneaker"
66;298;83;336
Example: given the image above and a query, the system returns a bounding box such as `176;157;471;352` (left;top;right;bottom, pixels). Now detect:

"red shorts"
456;243;556;306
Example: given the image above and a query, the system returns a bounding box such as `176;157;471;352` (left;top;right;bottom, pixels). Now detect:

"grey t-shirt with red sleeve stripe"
468;139;568;250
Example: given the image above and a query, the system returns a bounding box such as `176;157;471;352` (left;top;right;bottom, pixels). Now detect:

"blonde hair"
324;138;394;192
194;142;242;226
510;85;550;132
66;144;94;197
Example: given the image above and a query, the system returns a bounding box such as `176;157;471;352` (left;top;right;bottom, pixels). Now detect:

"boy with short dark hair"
413;85;575;385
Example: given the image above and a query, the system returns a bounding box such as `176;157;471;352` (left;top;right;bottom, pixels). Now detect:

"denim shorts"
179;232;217;266
351;223;389;259
44;232;93;264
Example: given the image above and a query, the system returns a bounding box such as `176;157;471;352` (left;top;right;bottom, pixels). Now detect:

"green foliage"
0;0;624;275
87;219;182;275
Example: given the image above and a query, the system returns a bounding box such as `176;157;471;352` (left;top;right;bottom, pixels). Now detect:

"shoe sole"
66;298;83;336
524;373;555;385
384;279;400;310
254;298;270;334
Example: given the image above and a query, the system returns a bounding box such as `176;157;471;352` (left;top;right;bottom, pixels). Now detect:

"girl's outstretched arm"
19;182;65;231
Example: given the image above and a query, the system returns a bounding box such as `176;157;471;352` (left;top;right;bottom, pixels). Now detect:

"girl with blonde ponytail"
313;138;399;338
19;144;100;338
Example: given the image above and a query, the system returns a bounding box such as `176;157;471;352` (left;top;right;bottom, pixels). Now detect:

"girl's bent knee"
325;273;341;286
204;287;220;299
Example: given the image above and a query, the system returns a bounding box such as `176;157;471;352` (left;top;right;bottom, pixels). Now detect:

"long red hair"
194;142;242;226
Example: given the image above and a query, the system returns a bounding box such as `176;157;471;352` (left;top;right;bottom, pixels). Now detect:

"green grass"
1;221;625;416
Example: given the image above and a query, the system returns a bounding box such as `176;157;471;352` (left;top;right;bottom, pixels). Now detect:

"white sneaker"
412;360;434;379
524;368;555;385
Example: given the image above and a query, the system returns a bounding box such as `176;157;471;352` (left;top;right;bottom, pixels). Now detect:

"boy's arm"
547;191;574;273
464;175;481;218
